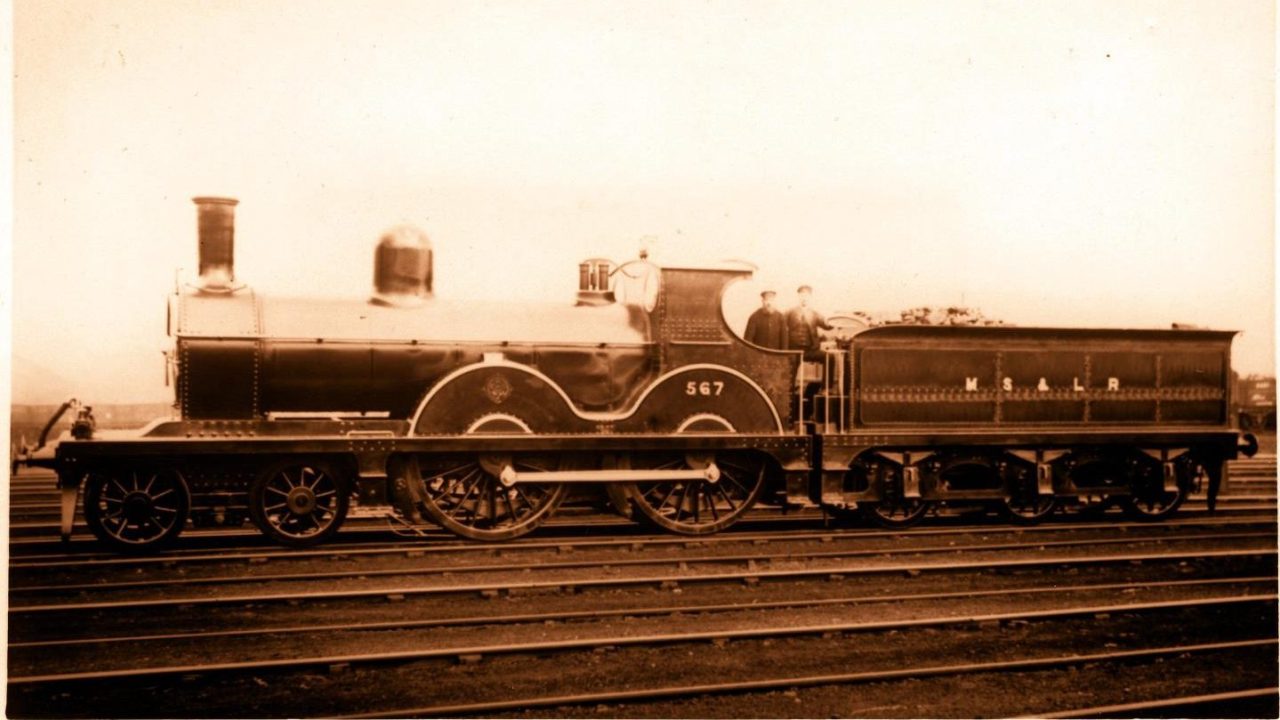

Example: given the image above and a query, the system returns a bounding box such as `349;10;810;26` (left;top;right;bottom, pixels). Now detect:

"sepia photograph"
5;0;1277;717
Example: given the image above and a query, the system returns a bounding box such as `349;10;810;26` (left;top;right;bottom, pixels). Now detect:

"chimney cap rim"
192;196;240;206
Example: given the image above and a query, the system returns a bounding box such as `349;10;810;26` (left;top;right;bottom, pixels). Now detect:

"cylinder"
579;262;591;291
596;262;610;292
193;197;239;289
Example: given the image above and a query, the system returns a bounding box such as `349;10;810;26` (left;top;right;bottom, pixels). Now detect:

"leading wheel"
84;467;190;553
250;460;350;547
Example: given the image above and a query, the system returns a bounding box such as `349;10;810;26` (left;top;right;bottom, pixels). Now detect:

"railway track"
11;575;1273;650
1031;687;1279;718
336;640;1279;719
10;528;1275;596
11;546;1274;615
9;587;1275;716
10;511;1275;569
8;455;1277;716
10;595;1275;686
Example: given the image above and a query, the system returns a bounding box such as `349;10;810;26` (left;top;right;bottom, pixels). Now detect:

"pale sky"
11;0;1275;404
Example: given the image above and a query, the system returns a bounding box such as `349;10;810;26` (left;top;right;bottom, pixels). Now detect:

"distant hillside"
10;403;174;446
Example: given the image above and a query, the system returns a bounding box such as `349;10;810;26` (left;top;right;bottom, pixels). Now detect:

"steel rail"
9;489;1276;514
1029;687;1279;719
8;503;1275;553
8;595;1274;686
11;512;1276;570
11;529;1275;595
10;575;1273;650
9;547;1275;615
338;640;1279;719
9;493;1274;514
5;506;811;536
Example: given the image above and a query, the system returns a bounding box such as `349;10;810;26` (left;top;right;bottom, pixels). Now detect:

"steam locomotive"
21;197;1258;552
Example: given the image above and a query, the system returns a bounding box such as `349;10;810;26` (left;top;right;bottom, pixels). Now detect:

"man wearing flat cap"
744;290;787;350
786;284;832;360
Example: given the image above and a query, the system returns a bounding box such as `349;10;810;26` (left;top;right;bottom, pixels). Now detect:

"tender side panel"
852;327;1233;427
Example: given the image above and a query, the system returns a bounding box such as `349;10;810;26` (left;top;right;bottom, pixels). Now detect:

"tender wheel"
822;456;880;523
861;497;930;528
84;467;190;552
860;462;930;529
1001;460;1056;525
410;454;568;541
1001;494;1057;525
250;460;350;547
621;451;768;535
1124;457;1186;521
1061;451;1138;518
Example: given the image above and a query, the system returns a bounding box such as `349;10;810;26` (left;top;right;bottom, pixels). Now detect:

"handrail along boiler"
21;197;1258;551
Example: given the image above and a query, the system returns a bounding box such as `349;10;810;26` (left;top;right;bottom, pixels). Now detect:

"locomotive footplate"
47;431;810;485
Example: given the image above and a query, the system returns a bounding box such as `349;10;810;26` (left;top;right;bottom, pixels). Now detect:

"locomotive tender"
23;197;1258;551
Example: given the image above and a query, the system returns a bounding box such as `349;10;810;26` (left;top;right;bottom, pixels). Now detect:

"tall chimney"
193;197;239;289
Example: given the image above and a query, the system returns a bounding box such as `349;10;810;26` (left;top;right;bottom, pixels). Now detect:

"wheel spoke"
719;470;751;498
441;465;479;500
447;471;483;519
483;481;498;526
653;484;680;514
674;483;693;522
714;483;736;512
512;483;551;516
706;485;720;521
423;463;475;484
500;487;519;523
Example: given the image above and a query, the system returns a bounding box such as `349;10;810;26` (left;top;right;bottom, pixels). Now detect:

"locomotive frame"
21;196;1258;552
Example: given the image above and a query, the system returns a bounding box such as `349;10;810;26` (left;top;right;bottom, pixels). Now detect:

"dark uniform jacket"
744;307;787;350
786;306;831;359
